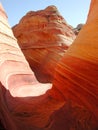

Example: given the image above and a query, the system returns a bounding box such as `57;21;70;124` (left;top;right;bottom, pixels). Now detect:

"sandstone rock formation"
51;0;98;128
12;6;76;83
0;0;98;130
73;23;84;35
0;3;52;130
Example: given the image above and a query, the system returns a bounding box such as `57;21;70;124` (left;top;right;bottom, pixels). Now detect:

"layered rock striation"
0;3;52;130
0;0;98;130
12;6;75;82
52;0;98;128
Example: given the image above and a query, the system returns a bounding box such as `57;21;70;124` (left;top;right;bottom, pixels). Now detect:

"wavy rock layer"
0;3;52;130
12;6;75;82
0;0;98;130
52;0;98;125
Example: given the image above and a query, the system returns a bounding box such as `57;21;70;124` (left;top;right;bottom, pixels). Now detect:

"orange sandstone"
52;0;98;123
12;6;75;82
0;0;98;130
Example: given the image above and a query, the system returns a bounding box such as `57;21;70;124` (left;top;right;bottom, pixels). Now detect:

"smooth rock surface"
0;3;52;130
0;0;98;130
52;0;98;127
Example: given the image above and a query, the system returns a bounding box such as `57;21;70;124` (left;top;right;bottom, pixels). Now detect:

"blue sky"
1;0;91;27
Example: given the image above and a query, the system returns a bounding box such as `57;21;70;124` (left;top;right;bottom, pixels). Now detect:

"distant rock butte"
12;5;76;82
73;23;84;35
0;1;98;130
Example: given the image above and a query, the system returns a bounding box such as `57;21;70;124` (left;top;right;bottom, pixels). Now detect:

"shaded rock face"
0;0;98;130
12;6;76;83
73;23;84;35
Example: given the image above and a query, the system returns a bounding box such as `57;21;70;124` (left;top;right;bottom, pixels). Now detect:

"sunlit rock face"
52;0;98;128
0;3;52;130
0;0;98;130
12;6;75;82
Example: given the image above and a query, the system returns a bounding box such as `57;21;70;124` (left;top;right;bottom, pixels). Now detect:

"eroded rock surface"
0;0;98;130
0;3;52;130
12;6;76;82
52;0;98;128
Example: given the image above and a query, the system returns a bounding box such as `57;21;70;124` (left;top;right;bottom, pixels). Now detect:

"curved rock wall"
0;3;52;130
0;1;98;130
52;0;98;123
